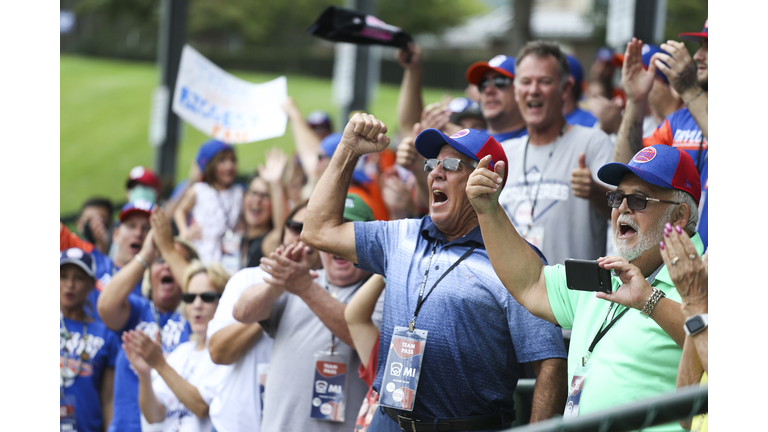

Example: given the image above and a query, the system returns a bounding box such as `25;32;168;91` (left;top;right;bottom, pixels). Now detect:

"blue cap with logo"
196;139;234;172
641;44;671;84
415;128;509;187
60;247;96;279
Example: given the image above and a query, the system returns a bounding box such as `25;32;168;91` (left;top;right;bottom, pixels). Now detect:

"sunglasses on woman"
606;191;681;211
285;220;304;235
181;292;221;304
477;75;512;93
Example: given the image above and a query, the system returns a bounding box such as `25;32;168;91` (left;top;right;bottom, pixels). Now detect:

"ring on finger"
671;256;680;266
688;253;697;260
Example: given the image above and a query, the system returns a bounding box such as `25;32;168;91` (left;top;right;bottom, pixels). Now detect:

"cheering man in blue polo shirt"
303;113;567;431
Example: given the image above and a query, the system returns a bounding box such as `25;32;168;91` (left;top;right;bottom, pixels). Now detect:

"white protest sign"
173;45;288;144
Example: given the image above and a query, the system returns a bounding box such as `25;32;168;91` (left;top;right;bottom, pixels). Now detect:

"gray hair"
515;40;570;89
673;189;699;233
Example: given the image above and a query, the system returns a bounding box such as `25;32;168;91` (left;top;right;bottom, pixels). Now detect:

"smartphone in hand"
565;259;613;293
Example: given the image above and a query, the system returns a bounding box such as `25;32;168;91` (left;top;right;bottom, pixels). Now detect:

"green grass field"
60;54;459;217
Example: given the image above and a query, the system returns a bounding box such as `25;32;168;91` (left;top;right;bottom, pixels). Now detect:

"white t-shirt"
151;342;227;432
203;267;273;432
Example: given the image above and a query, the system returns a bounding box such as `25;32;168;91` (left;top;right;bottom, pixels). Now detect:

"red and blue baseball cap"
465;55;515;86
196;139;234;172
126;166;162;196
119;199;157;222
679;19;708;42
641;44;671;84
597;145;701;203
415;128;509;187
60;247;96;279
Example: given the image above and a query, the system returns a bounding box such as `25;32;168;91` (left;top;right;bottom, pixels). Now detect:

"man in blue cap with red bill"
303;113;567;431
466;144;702;431
614;19;708;249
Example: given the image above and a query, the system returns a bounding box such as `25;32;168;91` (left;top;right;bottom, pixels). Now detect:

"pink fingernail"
659;242;665;250
675;225;682;234
665;223;672;230
664;230;669;237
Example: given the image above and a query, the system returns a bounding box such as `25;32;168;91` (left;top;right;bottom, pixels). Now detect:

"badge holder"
563;362;590;420
60;393;78;432
257;362;269;416
311;350;348;422
221;229;242;275
378;326;428;411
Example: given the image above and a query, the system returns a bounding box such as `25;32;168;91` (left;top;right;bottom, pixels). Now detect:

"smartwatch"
684;313;708;336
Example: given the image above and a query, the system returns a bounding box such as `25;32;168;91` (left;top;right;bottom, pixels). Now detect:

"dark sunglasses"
181;292;221;304
606;191;681;211
478;75;512;93
285;220;304;235
424;158;477;172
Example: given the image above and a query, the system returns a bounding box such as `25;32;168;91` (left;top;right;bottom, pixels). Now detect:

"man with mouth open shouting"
233;195;382;432
466;143;702;431
496;41;615;267
302;113;567;431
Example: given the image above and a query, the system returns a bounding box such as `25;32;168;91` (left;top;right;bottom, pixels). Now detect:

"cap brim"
465;62;514;85
678;32;708;42
60;259;95;279
119;209;152;222
597;162;672;190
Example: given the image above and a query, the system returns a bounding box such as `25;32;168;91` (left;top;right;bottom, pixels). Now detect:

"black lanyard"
409;242;476;332
522;124;567;231
582;303;628;367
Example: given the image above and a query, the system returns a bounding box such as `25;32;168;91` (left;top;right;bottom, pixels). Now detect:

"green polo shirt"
544;233;704;431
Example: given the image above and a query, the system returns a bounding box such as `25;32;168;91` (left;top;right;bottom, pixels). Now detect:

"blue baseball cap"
641;44;671;84
196;139;234;172
597;145;701;203
565;55;584;86
465;55;515;86
60;248;96;279
119;199;156;222
448;97;484;125
415;128;509;187
320;132;372;184
679;19;708;42
307;110;332;128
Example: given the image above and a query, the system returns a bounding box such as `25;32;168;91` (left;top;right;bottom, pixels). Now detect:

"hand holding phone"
565;259;613;293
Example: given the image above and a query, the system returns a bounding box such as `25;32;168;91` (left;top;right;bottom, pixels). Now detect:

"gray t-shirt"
498;125;614;265
260;269;383;432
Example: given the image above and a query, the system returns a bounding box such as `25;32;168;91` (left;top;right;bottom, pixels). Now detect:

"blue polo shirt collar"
420;217;485;248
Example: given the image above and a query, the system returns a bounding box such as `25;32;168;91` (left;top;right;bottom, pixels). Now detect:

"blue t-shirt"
88;249;143;324
108;295;190;432
482;127;528;143
354;217;566;420
565;107;598;128
60;317;120;432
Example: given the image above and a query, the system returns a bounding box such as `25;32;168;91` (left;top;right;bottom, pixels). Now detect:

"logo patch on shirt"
633;147;657;163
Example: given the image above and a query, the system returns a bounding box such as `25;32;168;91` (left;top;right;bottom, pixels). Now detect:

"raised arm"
150;209;188;286
302;113;390;263
466;156;555;323
395;126;430;213
97;228;158;331
396;42;424;140
123;331;165;424
282;97;322;180
233;281;284;324
258;148;290;256
344;274;385;367
614;38;658;163
173;187;200;241
654;40;707;140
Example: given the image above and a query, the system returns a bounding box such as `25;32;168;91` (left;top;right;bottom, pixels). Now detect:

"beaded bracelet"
640;287;666;318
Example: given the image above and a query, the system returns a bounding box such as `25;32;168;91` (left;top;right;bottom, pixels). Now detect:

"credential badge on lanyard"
311;350;348;422
378;327;428;411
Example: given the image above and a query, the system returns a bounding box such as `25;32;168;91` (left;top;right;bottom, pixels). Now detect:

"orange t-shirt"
60;222;94;253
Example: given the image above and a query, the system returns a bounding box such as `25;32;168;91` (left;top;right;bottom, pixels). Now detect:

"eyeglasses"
606;191;681;211
246;190;271;201
424;158;477;172
285;220;304;235
478;76;512;93
181;292;221;304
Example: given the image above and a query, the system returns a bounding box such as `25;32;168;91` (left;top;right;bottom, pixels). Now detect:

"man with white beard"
465;144;702;431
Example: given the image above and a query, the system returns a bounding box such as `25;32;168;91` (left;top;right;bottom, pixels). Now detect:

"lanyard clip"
582;351;591;367
408;319;415;333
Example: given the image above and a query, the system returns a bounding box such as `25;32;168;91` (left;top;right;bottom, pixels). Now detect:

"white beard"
612;206;673;262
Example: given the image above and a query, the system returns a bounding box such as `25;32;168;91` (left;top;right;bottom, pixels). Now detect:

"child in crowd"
174;140;243;268
344;274;386;432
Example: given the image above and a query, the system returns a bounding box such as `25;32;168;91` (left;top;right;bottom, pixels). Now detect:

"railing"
508;383;707;431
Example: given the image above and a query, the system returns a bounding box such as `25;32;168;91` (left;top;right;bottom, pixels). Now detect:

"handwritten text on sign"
173;45;287;144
